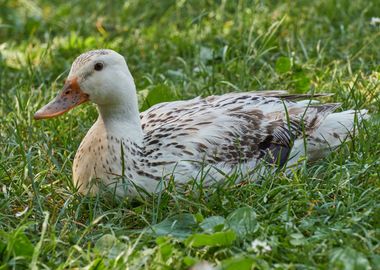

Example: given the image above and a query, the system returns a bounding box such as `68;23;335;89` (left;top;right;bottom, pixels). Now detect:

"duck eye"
94;62;103;71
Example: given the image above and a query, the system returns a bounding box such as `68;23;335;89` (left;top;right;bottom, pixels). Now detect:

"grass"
0;0;379;269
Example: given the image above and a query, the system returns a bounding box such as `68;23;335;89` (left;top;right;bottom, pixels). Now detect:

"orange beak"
34;78;89;120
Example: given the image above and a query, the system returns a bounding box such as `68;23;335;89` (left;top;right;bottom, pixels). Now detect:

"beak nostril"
35;75;88;120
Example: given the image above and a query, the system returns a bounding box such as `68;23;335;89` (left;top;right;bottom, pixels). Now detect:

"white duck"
34;49;368;197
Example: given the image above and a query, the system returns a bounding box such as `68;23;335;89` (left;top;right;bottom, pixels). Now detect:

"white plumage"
34;50;369;197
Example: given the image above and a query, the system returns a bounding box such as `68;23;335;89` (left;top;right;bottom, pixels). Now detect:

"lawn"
0;0;379;269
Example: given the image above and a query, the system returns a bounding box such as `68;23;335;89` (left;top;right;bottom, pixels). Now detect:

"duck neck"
97;94;143;144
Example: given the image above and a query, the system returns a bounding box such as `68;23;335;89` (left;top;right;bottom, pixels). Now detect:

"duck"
34;49;368;197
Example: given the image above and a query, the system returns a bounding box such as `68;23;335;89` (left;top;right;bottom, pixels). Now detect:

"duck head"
34;49;136;120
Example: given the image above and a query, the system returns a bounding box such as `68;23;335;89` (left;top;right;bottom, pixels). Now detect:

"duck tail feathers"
306;109;369;161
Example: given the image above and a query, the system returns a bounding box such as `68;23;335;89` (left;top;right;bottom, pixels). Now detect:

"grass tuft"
0;0;379;268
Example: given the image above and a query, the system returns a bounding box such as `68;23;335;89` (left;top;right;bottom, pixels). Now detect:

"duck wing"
140;92;338;168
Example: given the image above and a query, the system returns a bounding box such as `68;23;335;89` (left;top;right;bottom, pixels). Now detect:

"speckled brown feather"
139;92;339;170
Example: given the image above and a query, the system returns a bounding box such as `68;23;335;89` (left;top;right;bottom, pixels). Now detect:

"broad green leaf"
293;71;311;92
183;256;197;267
226;207;259;239
155;236;168;245
0;226;34;260
222;256;255;270
200;216;225;232
194;212;204;223
150;213;197;239
94;234;117;254
94;234;125;259
329;247;370;270
11;230;34;258
159;243;173;261
141;84;177;111
289;233;306;246
275;56;291;74
185;230;236;247
156;237;174;261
